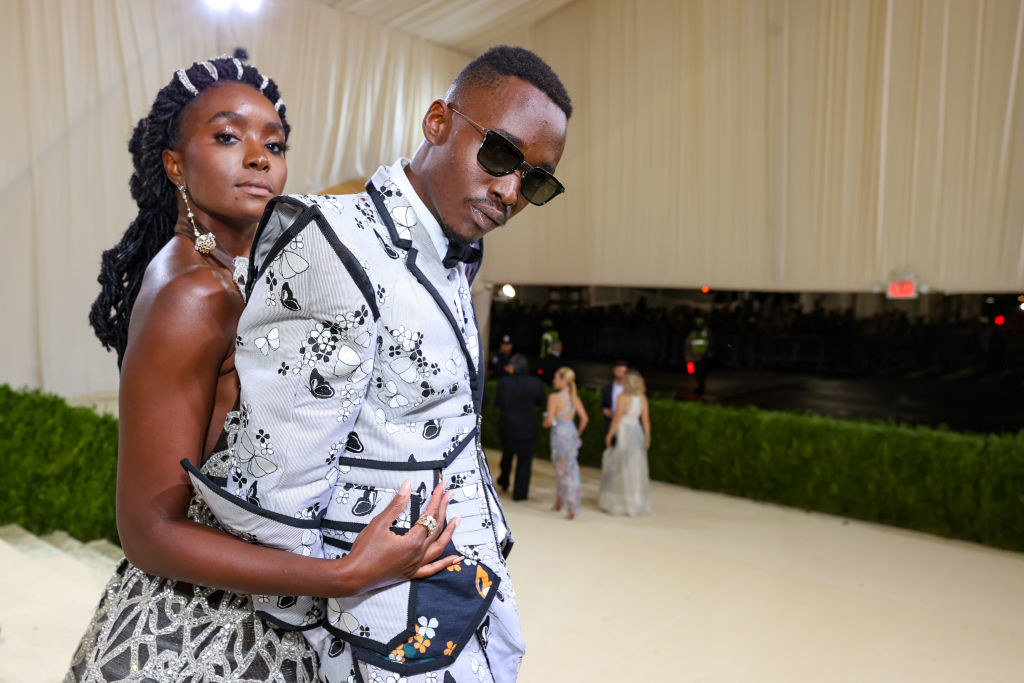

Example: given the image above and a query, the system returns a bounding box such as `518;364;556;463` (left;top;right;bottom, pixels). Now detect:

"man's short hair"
448;45;572;119
612;359;629;369
509;353;530;375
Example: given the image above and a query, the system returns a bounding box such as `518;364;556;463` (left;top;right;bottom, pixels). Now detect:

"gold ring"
415;514;438;535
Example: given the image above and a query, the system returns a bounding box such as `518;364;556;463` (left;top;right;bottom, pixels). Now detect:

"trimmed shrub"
0;385;119;544
481;381;1024;553
2;383;1022;552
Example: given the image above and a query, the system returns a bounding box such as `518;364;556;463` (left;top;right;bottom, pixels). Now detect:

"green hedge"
2;383;1023;552
0;385;120;544
481;381;1024;553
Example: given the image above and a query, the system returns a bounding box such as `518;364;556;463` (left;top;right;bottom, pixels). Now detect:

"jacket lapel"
365;168;481;399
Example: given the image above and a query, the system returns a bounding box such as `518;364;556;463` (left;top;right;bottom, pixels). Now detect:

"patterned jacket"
186;163;523;680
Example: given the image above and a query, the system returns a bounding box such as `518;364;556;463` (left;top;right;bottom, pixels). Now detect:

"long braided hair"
89;50;290;367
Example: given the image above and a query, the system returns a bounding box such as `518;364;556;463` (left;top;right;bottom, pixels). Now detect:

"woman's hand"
605;433;613;448
338;481;461;596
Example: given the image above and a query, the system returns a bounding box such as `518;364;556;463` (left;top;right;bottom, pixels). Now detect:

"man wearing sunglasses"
402;54;568;251
187;46;570;683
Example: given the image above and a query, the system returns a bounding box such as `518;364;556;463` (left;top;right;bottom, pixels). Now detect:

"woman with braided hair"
69;53;460;681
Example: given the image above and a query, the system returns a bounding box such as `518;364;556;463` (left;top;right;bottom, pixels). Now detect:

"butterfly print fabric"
185;161;523;683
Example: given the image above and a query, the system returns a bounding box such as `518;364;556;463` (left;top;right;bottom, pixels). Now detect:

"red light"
686;361;695;375
995;315;1005;326
887;280;917;299
537;369;543;375
700;286;710;294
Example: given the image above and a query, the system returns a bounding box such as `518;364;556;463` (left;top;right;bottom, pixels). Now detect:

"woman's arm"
604;396;628;447
116;268;456;599
542;391;560;428
641;395;652;448
574;396;589;436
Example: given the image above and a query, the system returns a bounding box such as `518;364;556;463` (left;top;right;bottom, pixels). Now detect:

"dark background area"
489;287;1024;434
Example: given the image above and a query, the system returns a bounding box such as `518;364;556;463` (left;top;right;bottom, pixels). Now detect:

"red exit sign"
887;280;917;299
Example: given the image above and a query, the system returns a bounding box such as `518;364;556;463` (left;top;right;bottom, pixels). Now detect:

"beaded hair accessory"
200;60;218;80
170;58;283;257
174;69;199;96
175;60;284;111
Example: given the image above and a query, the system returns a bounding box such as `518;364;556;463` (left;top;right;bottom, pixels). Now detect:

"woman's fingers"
386;481;456;547
411;554;463;580
430;492;452;541
372;480;411;529
422;481;446;518
410;482;447;539
424;516;459;561
408;486;448;541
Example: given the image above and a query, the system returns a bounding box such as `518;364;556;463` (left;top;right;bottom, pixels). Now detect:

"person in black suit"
495;353;547;500
489;333;515;378
538;339;564;384
601;360;629;442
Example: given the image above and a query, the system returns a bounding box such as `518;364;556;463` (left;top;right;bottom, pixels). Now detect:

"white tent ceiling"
8;0;1024;399
310;0;577;54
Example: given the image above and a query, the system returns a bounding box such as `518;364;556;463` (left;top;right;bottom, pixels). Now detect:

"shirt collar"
389;158;449;264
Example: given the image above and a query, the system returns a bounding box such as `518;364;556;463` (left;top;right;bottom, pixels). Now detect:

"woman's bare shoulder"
131;237;242;340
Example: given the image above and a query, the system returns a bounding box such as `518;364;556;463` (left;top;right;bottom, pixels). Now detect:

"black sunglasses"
449;105;565;206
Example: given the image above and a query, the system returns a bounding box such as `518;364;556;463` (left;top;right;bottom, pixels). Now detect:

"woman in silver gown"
69;54;457;682
544;367;589;519
599;370;652;516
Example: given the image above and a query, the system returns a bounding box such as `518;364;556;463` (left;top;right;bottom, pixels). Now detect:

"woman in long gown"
599;370;652;516
69;54;458;682
544;367;589;519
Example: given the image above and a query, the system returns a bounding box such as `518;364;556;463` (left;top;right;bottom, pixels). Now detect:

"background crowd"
490;293;1024;380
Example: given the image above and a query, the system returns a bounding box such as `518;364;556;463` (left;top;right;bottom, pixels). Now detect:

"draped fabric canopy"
4;0;1024;400
2;0;465;397
481;0;1024;295
312;0;578;54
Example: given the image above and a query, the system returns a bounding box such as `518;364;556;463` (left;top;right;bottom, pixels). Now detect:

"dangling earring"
178;184;216;255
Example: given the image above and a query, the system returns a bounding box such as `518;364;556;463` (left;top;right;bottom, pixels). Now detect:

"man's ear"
422;99;452;146
162;149;184;188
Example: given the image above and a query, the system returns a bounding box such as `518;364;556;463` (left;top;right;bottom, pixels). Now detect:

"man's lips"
471;203;507;228
236;179;274;197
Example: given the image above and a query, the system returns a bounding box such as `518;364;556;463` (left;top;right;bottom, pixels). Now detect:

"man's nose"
490;171;521;208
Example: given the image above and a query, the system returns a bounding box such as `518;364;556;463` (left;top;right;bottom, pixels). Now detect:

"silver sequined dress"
65;438;318;682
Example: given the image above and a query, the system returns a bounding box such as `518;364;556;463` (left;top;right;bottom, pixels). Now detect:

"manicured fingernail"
453;516;461;526
455;556;464;563
400;480;411;493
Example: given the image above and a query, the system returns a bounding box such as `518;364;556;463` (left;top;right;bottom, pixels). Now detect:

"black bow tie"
443;241;482;270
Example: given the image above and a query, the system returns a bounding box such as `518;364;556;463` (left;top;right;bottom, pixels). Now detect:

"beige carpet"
3;449;1023;682
497;452;1024;682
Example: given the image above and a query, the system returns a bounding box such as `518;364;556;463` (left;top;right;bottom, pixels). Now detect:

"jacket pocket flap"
325;541;500;675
